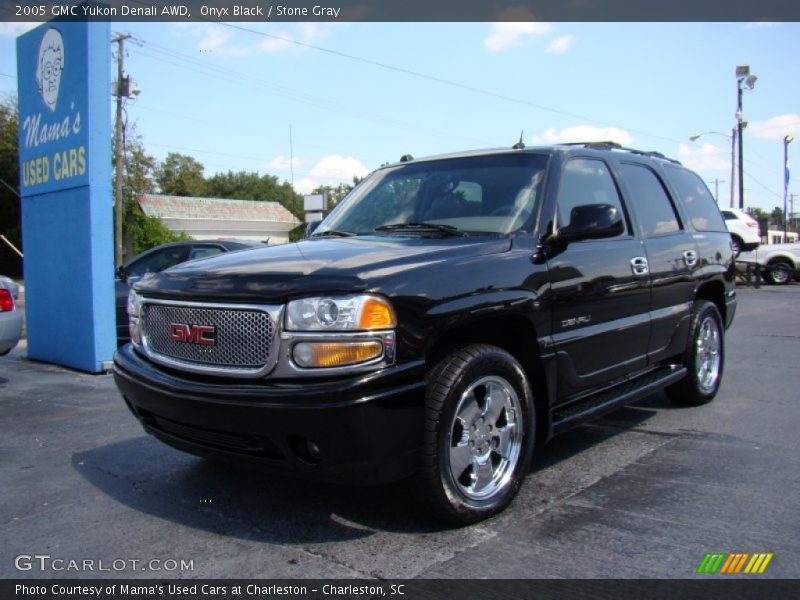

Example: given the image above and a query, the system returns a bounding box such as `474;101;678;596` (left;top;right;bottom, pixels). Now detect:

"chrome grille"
141;302;275;372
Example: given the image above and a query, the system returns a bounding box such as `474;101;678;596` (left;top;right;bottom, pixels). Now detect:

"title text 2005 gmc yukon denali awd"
114;142;736;524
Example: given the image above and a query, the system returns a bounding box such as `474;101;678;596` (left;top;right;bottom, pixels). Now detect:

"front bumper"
113;344;426;485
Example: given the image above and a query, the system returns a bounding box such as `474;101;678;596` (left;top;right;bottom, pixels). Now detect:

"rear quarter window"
664;166;727;232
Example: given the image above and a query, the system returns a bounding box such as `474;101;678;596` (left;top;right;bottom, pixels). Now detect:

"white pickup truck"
738;242;800;284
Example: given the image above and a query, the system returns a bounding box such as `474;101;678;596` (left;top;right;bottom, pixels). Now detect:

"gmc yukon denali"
114;142;737;524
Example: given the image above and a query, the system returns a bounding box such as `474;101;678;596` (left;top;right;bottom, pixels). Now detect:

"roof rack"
557;141;682;165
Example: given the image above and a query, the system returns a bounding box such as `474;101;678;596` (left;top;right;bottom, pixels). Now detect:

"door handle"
683;250;698;267
630;256;649;276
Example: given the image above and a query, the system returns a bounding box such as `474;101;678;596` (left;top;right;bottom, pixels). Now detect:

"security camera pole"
785;135;794;243
112;33;132;267
736;65;757;211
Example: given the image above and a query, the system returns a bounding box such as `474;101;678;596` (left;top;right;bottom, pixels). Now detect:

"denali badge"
168;323;216;346
561;315;591;328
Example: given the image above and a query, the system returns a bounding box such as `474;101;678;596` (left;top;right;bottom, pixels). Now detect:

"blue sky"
1;21;799;213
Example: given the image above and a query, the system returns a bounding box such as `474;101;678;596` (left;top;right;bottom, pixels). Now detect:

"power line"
147;141;365;178
130;42;492;147
743;169;783;199
147;141;267;163
220;22;686;146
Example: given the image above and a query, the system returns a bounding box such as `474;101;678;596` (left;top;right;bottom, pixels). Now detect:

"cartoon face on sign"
36;27;64;112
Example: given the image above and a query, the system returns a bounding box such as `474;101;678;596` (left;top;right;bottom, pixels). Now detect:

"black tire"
416;344;535;525
666;300;725;406
730;235;742;258
765;261;793;285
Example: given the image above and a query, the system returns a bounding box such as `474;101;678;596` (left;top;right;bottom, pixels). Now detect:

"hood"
134;236;512;302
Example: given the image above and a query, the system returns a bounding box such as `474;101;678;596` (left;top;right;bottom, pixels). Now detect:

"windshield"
315;153;549;236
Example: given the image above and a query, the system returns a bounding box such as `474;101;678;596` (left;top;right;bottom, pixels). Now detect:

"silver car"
0;276;23;356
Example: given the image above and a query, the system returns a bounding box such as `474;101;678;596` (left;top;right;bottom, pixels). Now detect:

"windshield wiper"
374;222;467;237
311;230;357;237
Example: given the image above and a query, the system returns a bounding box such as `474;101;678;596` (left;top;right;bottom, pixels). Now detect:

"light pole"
784;135;793;243
689;129;737;207
736;65;757;211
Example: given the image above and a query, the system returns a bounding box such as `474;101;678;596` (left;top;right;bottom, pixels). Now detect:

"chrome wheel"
448;375;522;500
695;316;721;394
768;264;791;285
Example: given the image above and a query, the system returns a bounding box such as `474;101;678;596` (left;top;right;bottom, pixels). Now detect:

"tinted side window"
127;247;188;278
190;245;225;260
618;163;681;237
665;167;727;232
721;210;736;220
557;158;627;235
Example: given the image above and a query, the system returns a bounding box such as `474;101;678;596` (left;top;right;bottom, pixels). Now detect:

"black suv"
114;143;736;524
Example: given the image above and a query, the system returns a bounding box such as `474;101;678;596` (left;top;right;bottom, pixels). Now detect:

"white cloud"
198;26;232;51
293;155;370;194
193;25;256;57
258;36;293;53
256;23;336;54
748;114;800;141
678;142;730;172
531;125;633;146
265;155;304;170
744;22;779;28
485;6;552;53
310;155;369;179
0;22;38;38
546;35;575;54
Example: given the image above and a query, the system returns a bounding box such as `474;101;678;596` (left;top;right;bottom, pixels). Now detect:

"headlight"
127;289;142;318
285;295;396;331
127;290;142;345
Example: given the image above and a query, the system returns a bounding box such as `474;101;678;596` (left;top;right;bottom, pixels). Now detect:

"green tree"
313;176;363;210
205;170;303;220
116;129;188;258
770;206;785;229
0;96;21;276
155;152;208;197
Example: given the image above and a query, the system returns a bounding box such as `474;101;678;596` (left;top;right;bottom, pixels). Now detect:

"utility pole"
708;178;724;203
112;33;131;268
730;127;737;208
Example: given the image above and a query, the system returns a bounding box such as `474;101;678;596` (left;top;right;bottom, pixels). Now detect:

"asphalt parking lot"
1;285;798;580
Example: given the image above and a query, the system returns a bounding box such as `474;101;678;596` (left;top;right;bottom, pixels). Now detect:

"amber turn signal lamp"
358;297;396;330
293;341;383;368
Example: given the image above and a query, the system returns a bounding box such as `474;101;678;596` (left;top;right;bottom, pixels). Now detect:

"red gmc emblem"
168;323;217;346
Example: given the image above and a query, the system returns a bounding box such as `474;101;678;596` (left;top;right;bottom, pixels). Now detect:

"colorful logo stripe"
697;552;773;574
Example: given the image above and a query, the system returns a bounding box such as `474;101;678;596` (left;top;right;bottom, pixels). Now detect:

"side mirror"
115;265;126;279
305;219;322;237
557;204;624;243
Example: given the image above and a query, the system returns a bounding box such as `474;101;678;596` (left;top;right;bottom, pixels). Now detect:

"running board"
551;364;687;435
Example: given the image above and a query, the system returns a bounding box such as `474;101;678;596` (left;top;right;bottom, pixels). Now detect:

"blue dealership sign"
17;21;114;373
18;24;90;194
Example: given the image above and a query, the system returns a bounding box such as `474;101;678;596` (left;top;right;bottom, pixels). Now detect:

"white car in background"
0;276;23;356
720;208;761;256
738;243;800;285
